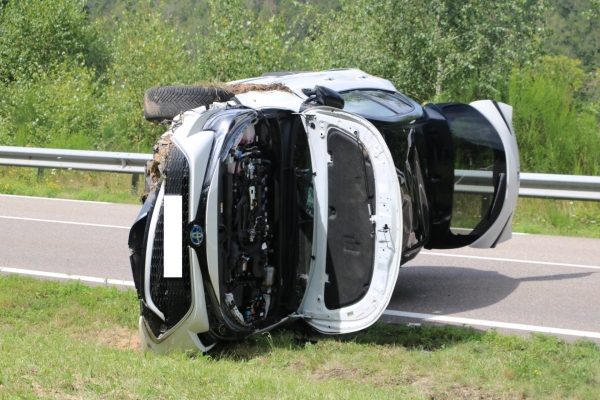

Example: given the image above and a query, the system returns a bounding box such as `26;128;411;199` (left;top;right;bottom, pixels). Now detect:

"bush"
0;0;104;84
0;63;101;149
305;0;547;102
509;56;600;175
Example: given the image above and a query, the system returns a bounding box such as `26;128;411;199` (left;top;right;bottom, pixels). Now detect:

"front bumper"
139;247;213;354
129;108;262;352
131;144;212;353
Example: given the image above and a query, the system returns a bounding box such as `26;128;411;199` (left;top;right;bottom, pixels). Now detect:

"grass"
0;275;599;399
451;193;600;238
513;197;600;238
0;166;144;204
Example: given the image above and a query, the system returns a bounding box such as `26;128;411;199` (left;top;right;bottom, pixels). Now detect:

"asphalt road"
1;194;599;341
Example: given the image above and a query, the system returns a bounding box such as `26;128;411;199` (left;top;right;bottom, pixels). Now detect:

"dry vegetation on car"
226;83;294;94
0;275;598;399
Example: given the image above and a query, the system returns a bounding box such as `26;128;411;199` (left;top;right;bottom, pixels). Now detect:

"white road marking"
2;266;599;339
0;266;135;287
423;252;600;270
0;194;113;204
383;310;600;339
0;215;130;229
451;227;528;236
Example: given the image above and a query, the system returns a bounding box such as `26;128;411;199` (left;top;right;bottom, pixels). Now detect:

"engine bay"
221;123;277;327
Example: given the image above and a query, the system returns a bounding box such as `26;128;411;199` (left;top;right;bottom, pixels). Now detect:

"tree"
509;56;600;175
307;0;547;102
0;0;106;149
98;4;202;150
197;0;302;81
546;0;600;75
0;0;103;83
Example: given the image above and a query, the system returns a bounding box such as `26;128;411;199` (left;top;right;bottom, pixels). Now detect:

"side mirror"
301;86;345;109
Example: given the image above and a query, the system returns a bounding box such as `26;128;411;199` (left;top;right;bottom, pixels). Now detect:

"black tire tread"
144;86;235;122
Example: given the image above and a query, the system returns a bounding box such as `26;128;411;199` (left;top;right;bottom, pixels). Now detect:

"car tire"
144;86;235;122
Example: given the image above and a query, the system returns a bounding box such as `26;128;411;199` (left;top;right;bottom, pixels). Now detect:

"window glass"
362;91;414;114
341;92;396;117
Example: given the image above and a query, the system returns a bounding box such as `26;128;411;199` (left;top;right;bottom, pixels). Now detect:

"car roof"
228;69;398;98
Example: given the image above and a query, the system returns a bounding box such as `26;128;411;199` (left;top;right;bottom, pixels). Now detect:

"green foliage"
0;0;597;182
0;0;105;84
90;0;303;149
592;0;600;16
546;0;600;75
513;197;600;237
98;4;202;151
307;0;547;102
86;0;340;38
545;0;600;104
509;56;600;175
0;63;101;149
197;0;302;81
0;0;107;150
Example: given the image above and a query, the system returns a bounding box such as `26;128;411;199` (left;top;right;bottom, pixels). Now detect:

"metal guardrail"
1;146;599;201
455;169;600;201
519;173;600;201
0;146;151;174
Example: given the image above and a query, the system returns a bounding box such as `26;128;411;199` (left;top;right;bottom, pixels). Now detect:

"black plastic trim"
492;101;513;136
191;108;260;340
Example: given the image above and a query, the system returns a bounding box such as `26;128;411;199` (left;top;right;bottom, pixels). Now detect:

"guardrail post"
131;173;139;195
37;168;44;181
481;194;491;217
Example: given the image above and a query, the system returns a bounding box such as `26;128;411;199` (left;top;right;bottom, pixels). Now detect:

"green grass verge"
0;275;599;399
0;166;143;204
513;197;600;238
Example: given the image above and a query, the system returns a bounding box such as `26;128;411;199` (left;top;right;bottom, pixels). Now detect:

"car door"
297;107;403;334
424;100;520;249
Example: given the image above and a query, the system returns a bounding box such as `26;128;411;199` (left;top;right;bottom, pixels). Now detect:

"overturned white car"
128;69;519;353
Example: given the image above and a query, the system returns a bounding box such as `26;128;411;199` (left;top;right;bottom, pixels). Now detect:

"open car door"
425;100;520;249
298;108;403;334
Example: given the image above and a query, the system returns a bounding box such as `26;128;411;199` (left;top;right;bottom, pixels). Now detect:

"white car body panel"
144;183;166;321
140;248;213;354
299;108;403;333
235;90;303;112
205;163;221;303
169;108;218;221
230;69;398;99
